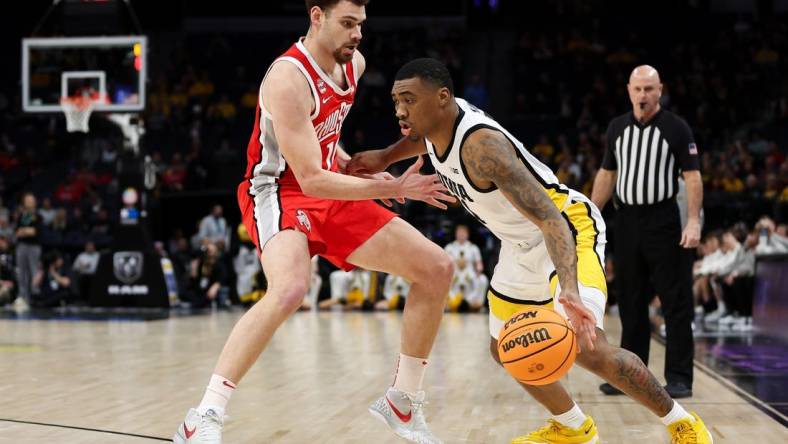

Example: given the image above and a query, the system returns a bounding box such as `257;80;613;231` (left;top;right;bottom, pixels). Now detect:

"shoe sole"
368;406;421;443
173;432;186;444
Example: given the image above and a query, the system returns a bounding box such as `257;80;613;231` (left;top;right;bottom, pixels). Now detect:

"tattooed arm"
461;129;597;350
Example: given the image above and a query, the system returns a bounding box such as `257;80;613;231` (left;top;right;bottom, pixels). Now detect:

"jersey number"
326;141;338;168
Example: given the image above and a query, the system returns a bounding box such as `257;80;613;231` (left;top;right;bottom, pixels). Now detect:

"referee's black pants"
614;198;694;387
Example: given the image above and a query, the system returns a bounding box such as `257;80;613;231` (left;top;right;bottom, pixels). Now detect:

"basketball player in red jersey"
173;2;455;443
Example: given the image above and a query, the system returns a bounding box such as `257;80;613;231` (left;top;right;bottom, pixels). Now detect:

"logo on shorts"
316;79;327;94
688;143;698;155
113;251;143;284
296;209;311;232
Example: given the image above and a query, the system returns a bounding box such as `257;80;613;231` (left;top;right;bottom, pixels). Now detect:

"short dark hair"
305;0;369;13
394;58;454;95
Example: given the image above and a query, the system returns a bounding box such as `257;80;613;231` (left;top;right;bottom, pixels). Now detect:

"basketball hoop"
60;95;98;133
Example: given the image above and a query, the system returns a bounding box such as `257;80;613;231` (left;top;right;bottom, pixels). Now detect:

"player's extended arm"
461;130;579;295
346;137;427;175
264;62;450;207
461;129;596;349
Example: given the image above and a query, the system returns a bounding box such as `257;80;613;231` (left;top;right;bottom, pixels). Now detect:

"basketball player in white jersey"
173;5;456;443
348;58;712;444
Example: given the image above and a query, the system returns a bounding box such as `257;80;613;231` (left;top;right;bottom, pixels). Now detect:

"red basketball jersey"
243;38;358;194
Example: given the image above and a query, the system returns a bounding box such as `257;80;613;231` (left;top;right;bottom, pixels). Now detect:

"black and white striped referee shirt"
601;109;700;206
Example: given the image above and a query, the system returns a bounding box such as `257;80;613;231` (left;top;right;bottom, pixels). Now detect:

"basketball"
497;307;578;386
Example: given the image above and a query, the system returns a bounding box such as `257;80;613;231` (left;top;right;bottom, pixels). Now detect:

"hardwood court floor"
1;310;786;443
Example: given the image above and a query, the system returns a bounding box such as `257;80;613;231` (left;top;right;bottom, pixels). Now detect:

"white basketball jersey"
444;241;482;265
425;98;572;249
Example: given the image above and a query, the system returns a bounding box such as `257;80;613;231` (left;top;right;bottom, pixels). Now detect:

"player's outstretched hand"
557;289;597;353
395;156;456;210
347;149;388;176
356;171;406;207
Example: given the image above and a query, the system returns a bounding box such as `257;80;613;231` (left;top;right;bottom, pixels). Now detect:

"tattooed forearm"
613;350;674;415
462;131;578;293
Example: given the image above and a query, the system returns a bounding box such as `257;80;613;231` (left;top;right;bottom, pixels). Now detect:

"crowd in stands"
0;6;786;330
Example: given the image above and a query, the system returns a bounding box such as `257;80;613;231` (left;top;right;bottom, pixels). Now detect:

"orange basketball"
497;307;578;386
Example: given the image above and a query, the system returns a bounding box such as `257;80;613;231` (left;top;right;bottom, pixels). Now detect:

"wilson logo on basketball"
500;328;552;353
503;310;538;330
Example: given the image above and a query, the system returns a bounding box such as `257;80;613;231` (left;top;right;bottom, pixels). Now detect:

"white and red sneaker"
368;387;443;444
173;408;223;444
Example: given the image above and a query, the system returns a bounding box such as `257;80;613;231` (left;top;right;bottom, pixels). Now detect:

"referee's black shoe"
599;383;624;395
664;382;693;398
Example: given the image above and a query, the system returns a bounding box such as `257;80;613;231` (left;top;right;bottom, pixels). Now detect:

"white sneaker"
173;408;223;444
704;308;725;323
719;314;739;326
731;316;753;332
369;387;443;444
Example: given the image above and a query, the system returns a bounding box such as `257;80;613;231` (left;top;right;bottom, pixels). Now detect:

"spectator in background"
171;237;194;293
38;197;56;227
716;227;756;331
0;235;16;306
444;224;488;311
168;228;186;257
377;273;409;311
72;241;100;301
753;216;788;255
185;242;228;309
31;249;72;308
14;192;42;311
693;232;724;319
198;205;229;249
51;208;68;232
233;224;261;302
0;214;13;241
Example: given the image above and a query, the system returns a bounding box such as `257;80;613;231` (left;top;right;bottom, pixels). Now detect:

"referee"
591;65;702;399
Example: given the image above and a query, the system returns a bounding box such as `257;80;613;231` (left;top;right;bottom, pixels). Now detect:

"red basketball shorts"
238;181;397;271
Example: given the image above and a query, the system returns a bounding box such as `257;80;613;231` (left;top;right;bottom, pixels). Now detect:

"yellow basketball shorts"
488;194;607;339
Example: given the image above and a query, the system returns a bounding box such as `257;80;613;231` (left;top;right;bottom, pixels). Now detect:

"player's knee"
432;252;454;287
271;282;308;313
409;249;453;289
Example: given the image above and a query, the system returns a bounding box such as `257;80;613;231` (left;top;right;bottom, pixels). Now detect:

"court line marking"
0;418;170;441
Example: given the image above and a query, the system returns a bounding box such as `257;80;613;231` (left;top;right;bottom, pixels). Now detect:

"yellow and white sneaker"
511;416;598;443
668;412;713;444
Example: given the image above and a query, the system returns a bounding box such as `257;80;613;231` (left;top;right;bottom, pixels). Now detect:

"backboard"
22;35;147;113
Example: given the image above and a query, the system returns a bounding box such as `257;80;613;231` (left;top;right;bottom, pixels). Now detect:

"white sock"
392;354;428;395
198;374;236;416
552;403;587;430
660;401;693;426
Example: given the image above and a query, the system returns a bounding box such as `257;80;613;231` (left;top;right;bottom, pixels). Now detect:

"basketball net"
60;94;101;133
